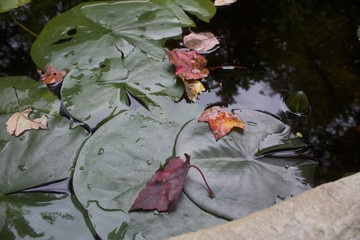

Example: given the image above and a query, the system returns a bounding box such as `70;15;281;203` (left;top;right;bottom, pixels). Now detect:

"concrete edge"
168;172;360;240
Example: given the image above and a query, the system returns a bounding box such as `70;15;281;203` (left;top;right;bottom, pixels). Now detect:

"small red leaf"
129;156;190;212
167;49;209;80
37;65;66;85
198;106;245;141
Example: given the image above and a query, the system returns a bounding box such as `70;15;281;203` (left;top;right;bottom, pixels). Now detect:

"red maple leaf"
37;65;66;85
167;49;209;80
198;106;245;141
129;154;214;213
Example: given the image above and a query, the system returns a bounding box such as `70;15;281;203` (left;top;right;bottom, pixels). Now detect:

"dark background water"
1;0;359;185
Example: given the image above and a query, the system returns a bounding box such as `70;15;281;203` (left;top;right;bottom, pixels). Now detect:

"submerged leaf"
37;65;66;85
198;106;245;141
6;107;48;137
129;156;191;212
183;32;219;52
168;49;209;80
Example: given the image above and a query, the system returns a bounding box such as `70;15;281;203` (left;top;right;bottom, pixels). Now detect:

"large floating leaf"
152;0;216;26
60;48;184;128
73;108;224;239
0;0;30;13
175;109;317;220
31;1;182;66
0;193;94;239
30;1;188;128
0;77;88;194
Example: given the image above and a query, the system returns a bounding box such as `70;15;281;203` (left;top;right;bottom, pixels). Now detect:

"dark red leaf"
129;156;191;212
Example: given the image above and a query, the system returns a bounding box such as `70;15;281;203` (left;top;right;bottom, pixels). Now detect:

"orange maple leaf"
198;106;245;141
37;65;66;85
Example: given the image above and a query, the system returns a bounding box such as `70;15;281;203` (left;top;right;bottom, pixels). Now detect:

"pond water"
0;0;359;238
2;0;358;185
196;1;360;185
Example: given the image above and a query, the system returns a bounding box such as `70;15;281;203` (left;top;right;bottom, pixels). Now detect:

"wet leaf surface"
72;108;224;239
31;1;185;128
0;77;88;194
176;109;317;220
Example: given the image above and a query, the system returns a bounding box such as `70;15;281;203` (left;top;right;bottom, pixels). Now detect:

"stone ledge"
168;173;360;240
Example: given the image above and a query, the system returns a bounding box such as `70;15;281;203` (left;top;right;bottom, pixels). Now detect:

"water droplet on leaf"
18;164;28;171
247;121;257;126
98;148;104;155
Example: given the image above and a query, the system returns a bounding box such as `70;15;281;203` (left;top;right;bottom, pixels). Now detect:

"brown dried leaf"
214;0;238;6
6;107;48;137
183;32;219;52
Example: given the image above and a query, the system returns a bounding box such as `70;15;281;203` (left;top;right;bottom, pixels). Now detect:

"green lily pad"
30;1;190;128
175;109;317;220
72;107;225;239
152;0;216;26
0;193;94;239
285;90;310;113
0;77;88;194
0;0;31;13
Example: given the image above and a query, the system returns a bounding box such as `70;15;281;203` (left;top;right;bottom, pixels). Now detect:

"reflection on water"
193;1;360;184
198;81;283;114
0;0;359;185
0;193;94;239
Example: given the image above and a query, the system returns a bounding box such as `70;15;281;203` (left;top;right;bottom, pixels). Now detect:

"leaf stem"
10;14;38;38
208;65;247;70
189;164;216;198
13;87;22;111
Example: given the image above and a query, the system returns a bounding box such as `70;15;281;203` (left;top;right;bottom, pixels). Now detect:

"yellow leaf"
6;107;48;137
182;79;206;102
